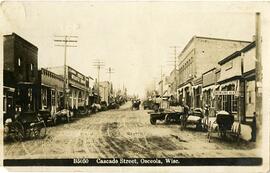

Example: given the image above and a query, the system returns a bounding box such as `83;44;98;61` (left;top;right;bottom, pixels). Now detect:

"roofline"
178;35;251;63
4;32;38;50
202;67;217;76
178;36;196;60
218;41;256;65
196;36;251;44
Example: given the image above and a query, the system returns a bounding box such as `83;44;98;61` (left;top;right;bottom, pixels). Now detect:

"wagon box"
148;109;184;125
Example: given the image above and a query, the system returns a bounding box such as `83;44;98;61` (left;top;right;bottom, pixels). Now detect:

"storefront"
3;86;16;121
4;33;39;121
192;77;202;109
217;41;256;122
215;80;241;120
177;82;192;107
39;68;64;115
202;68;220;117
67;66;89;109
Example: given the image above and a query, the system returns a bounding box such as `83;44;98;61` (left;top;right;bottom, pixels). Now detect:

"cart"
207;110;241;142
131;100;141;110
4;112;47;142
148;109;184;125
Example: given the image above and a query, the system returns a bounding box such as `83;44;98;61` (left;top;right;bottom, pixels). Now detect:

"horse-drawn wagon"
4;111;46;142
207;110;241;142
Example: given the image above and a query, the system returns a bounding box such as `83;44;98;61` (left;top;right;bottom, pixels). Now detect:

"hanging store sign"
68;67;86;86
214;91;239;96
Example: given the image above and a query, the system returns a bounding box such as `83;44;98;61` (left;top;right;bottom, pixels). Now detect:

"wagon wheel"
207;123;212;143
38;121;47;139
236;124;241;143
150;118;156;125
32;122;46;139
31;117;47;139
10;121;25;142
53;116;58;126
165;114;170;123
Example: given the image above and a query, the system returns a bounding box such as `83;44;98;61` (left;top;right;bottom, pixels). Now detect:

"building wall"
4;33;38;85
245;80;255;117
243;47;256;73
46;65;90;109
39;68;64;113
202;68;216;87
195;37;250;78
3;35;15;72
40;68;64;91
178;39;196;85
177;36;250;109
47;66;65;77
177;37;250;88
3;33;39;113
218;56;242;83
216;42;256;122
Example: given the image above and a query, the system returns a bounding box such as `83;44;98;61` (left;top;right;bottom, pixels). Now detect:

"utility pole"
93;59;105;103
54;35;78;109
255;12;262;139
160;65;163;108
107;67;115;103
169;46;180;102
107;67;115;82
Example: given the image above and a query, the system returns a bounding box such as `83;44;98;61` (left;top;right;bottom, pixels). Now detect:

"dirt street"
4;102;259;159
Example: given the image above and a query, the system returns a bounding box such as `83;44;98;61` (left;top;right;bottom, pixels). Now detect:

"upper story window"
18;58;21;67
31;64;34;76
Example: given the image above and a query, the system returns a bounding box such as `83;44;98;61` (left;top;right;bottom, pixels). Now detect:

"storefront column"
71;89;74;108
76;90;79;109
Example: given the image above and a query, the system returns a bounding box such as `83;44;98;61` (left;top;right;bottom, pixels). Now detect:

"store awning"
17;82;35;85
69;83;87;91
4;86;15;92
178;83;192;92
219;80;238;89
192;84;202;90
202;85;215;92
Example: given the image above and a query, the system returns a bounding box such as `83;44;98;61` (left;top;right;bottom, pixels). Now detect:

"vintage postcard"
0;1;269;172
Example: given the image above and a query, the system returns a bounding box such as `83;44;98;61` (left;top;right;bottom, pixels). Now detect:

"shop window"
17;58;22;73
28;88;33;102
27;88;33;111
52;90;55;106
42;88;47;108
195;87;201;108
232;95;238;112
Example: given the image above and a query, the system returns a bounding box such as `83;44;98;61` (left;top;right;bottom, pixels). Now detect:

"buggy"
131;100;141;110
207;110;241;142
148;108;184;125
4;111;46;142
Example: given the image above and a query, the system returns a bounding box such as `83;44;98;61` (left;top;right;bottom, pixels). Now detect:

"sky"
0;1;267;98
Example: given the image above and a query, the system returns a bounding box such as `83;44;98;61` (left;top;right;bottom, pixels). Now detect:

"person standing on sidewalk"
181;102;189;130
250;112;257;142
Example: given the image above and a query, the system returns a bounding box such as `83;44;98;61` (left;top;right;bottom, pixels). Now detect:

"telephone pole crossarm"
53;35;78;109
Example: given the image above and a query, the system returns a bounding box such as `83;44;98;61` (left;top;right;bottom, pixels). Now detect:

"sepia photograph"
0;1;269;172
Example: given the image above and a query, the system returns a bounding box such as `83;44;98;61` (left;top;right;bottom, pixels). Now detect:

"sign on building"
214;91;239;96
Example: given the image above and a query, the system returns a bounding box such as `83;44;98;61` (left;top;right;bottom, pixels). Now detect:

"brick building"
3;33;38;121
176;36;251;109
